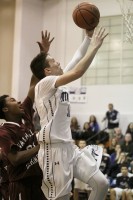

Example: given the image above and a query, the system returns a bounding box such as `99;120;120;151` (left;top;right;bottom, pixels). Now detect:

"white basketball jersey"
35;76;72;143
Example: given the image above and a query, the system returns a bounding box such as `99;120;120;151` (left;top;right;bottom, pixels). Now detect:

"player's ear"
2;107;8;113
44;67;51;76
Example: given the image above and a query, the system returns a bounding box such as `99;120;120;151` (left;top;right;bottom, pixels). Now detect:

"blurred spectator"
81;122;91;140
96;130;109;146
114;127;125;145
108;152;129;184
88;115;100;134
107;138;118;155
77;140;87;149
110;144;122;165
81;121;97;145
102;103;120;140
121;133;133;159
126;122;133;141
123;175;133;199
128;160;133;174
98;144;111;176
110;164;133;200
70;117;81;140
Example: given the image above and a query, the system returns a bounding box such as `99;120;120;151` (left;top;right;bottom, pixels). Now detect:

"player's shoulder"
0;123;8;135
36;76;59;96
36;76;56;90
37;76;58;85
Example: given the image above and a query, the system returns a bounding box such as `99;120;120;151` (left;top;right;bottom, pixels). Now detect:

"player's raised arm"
37;30;54;53
28;30;54;102
55;27;108;87
64;29;94;73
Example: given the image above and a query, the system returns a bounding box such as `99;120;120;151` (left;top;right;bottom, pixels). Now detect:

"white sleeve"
35;76;59;99
112;112;120;124
63;36;91;73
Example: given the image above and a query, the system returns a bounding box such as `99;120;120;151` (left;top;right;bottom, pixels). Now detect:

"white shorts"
38;142;103;200
74;178;91;191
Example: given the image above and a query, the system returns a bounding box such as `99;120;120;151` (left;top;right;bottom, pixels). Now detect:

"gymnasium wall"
0;0;15;95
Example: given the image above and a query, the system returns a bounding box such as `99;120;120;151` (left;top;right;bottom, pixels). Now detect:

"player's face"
46;55;63;76
4;97;24;116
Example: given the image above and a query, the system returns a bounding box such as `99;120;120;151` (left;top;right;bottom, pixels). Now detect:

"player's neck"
5;115;22;124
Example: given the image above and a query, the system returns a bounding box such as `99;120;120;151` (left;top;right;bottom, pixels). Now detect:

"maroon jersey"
0;97;46;200
0;154;8;184
0;97;42;181
0;154;9;200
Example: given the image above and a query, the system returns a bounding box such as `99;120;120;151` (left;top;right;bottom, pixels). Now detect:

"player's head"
0;95;9;119
0;95;24;120
30;52;63;80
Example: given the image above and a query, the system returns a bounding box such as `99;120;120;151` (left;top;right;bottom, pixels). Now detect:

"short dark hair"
120;163;128;169
30;52;49;80
0;95;9;119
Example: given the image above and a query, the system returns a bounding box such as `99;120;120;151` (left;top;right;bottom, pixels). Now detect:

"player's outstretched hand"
90;27;108;49
37;30;54;53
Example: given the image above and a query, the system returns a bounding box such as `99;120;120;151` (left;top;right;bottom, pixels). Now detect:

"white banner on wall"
69;86;87;103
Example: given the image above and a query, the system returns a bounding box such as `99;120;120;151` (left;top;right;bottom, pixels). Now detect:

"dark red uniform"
0;153;9;200
0;97;46;200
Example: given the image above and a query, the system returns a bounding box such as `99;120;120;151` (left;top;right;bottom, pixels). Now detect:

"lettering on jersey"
17;131;38;169
17;131;34;149
60;91;69;102
26;154;38;169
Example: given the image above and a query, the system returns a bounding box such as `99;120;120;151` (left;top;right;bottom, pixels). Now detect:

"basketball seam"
79;8;99;21
77;4;100;20
73;3;100;30
77;8;96;29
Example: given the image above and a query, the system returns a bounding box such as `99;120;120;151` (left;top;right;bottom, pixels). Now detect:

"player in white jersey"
30;27;109;200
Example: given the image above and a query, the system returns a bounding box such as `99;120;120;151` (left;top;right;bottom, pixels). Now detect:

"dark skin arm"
7;144;40;167
28;30;54;103
7;31;54;166
37;30;54;53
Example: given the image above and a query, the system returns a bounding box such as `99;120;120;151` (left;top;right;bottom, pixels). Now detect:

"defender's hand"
37;30;54;53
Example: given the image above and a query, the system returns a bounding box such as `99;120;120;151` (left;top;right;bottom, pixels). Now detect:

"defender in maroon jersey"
0;30;54;200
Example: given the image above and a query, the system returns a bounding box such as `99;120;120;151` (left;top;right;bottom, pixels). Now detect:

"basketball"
72;2;100;31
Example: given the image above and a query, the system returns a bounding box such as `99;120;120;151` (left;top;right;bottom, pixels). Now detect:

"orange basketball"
72;2;100;30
